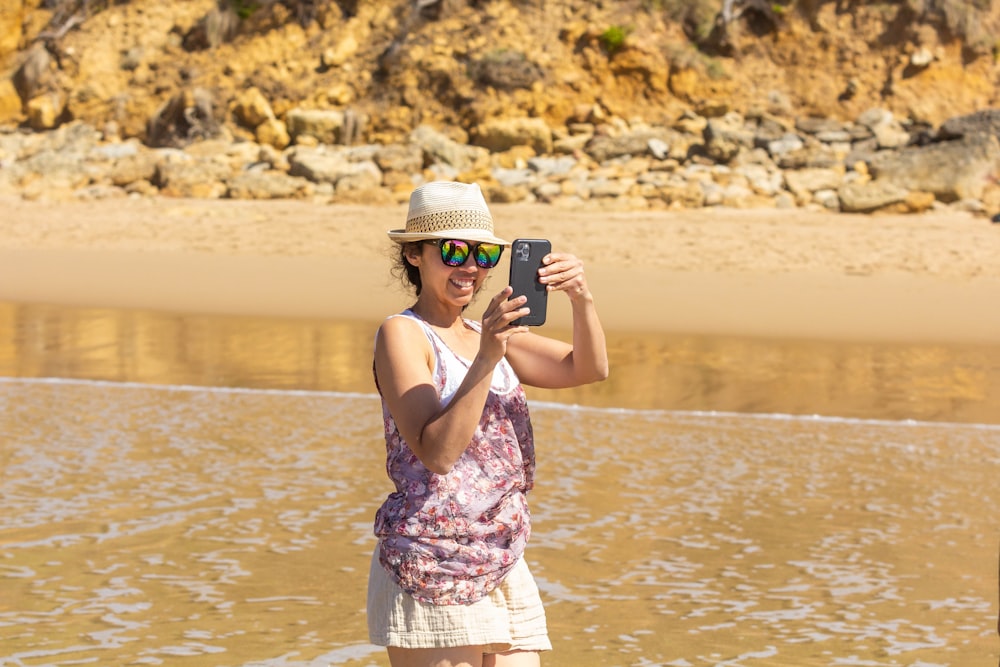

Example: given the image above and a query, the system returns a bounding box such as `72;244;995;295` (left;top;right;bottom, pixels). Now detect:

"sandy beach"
2;195;1000;343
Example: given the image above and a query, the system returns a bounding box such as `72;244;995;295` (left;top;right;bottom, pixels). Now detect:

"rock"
26;92;63;130
232;87;274;129
227;170;315;199
108;150;159;186
584;128;677;162
255;118;290;149
937;109;1000;140
783;167;843;198
910;47;934;68
286;108;346;145
869;133;1000;202
410;125;487;172
155;156;230;198
374;143;424;174
795;117;846;134
775;144;840;170
148;89;225;148
335;161;383;192
838;180;909;212
322;33;359;68
872;119;910;150
766;132;804;157
0;76;21;125
474;117;552;155
704;113;754;163
468;50;543;91
0;2;23;59
287;146;382;187
856;108;894;130
527;155;577;177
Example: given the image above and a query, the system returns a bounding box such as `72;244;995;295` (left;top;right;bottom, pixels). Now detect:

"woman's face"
409;239;494;307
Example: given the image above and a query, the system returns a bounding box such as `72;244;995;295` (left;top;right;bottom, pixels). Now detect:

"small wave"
4;375;1000;431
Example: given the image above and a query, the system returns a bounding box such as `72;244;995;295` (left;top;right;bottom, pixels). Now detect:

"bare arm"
374;290;527;474
507;252;609;389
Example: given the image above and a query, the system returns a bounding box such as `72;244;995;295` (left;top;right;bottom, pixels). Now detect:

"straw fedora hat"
387;181;510;246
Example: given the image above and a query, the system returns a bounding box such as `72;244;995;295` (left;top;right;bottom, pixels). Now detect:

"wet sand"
2;195;1000;343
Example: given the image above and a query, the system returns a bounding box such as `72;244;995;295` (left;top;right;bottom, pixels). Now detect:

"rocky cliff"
1;0;999;213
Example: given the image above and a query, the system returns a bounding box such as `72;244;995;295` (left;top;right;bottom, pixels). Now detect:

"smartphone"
508;238;551;327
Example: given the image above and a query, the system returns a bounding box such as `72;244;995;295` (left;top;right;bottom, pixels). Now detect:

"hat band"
405;209;494;236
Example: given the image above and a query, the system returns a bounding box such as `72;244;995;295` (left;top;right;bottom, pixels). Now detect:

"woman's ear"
403;242;423;267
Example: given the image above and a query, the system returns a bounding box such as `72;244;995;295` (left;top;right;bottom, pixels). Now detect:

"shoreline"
3;196;1000;343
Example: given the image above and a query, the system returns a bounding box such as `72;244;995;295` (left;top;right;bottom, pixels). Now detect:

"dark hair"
392;241;424;295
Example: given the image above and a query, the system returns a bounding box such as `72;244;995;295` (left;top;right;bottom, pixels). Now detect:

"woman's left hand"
538;253;591;302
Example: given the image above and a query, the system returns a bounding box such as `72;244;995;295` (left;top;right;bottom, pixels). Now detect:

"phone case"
508;238;551;326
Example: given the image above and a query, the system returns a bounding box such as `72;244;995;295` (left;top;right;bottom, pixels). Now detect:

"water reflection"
1;301;998;423
1;380;997;665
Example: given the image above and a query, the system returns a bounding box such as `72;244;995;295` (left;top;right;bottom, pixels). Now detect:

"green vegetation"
230;0;261;20
600;24;633;54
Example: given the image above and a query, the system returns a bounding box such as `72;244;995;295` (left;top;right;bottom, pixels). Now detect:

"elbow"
591;355;610;383
424;458;454;476
579;363;609;385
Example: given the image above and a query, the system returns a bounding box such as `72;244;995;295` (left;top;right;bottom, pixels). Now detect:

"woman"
368;181;609;667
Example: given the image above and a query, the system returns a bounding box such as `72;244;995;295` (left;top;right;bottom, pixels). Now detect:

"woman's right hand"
477;286;529;365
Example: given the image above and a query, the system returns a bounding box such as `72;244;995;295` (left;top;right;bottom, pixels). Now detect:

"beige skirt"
366;547;552;653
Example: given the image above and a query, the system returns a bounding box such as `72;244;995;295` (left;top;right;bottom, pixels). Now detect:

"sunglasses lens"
439;239;470;266
474;243;503;269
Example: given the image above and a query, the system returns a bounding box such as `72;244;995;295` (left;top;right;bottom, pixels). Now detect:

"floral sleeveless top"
373;310;536;605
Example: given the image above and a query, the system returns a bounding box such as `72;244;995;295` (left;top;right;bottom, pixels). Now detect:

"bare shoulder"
376;314;431;361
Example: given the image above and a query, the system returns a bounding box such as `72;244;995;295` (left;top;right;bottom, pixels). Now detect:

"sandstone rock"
838;180;909;212
27;92;63;130
903;190;936;213
148;89;224;148
0;1;23;59
474;118;552;155
288;147;382;187
374;143;424;174
156;157;230;198
872;119;910;150
775;144;840;170
232;87;274;129
227;170;315;199
256;118;290;149
783;167;843;198
527;155;577;178
704;113;754;163
108;150;159;186
584;128;677;163
868;133;1000;202
796;117;848;134
322;33;359;68
491;167;535;188
334;162;383;192
0;77;22;124
410;125;487;172
286;108;345;145
857;108;894;130
937;109;1000;140
766;132;804;157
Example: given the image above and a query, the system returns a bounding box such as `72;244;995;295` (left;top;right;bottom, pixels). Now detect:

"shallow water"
1;302;999;666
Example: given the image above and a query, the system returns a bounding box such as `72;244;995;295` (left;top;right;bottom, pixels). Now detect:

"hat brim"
387;228;510;246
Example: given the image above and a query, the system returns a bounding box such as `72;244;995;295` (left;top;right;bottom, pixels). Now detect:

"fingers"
538;253;588;295
483;285;530;330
